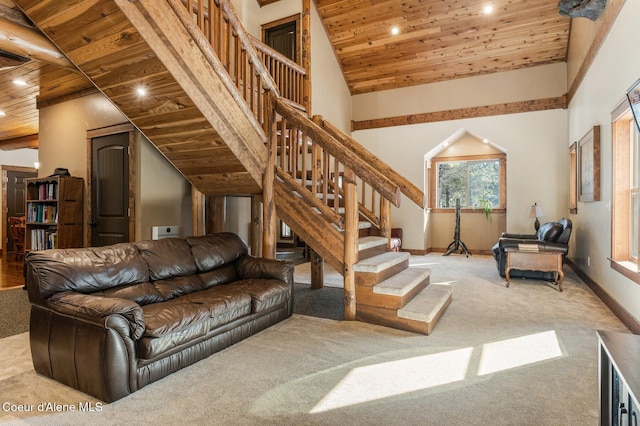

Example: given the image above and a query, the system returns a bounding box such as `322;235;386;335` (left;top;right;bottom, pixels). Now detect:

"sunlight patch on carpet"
309;330;563;413
478;330;563;376
310;347;473;413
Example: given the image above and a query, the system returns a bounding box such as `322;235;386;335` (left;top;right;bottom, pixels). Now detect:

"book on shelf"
30;228;57;251
36;182;57;201
27;204;57;224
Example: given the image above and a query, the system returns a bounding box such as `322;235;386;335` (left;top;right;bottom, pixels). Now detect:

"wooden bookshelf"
25;176;84;251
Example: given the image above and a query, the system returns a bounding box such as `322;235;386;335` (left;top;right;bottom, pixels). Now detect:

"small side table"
505;248;564;291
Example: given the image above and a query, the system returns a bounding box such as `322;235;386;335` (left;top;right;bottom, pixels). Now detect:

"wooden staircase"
16;0;451;334
354;237;452;334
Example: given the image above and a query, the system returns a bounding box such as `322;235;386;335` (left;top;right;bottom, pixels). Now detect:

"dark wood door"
91;133;129;247
6;170;36;253
264;21;297;62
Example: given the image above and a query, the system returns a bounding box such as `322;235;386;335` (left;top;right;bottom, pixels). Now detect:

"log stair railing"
172;0;453;334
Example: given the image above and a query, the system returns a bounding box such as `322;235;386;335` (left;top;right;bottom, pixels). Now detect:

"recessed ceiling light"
391;26;400;36
0;111;6;117
482;138;489;144
483;5;494;14
136;87;147;97
12;79;28;86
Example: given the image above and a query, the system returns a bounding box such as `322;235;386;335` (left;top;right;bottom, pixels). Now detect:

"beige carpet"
0;254;628;425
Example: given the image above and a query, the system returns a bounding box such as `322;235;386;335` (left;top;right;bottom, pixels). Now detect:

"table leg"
557;269;564;292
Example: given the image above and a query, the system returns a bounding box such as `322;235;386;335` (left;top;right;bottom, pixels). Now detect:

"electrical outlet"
587;256;591;267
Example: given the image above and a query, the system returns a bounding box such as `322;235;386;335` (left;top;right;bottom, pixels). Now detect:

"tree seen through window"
437;160;500;208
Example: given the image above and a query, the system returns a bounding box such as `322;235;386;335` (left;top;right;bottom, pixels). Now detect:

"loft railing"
252;37;306;110
174;0;424;236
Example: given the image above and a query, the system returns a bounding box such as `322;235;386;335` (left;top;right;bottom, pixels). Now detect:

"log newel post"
310;249;324;289
208;195;226;233
250;194;263;257
343;167;358;320
379;197;391;249
191;186;206;236
262;91;277;259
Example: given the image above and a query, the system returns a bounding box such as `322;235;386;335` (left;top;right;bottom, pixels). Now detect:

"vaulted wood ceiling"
316;0;571;94
0;0;571;145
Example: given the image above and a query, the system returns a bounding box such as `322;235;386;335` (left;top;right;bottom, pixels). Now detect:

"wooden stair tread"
372;268;431;298
353;251;410;273
397;283;452;323
358;236;387;251
358;221;372;230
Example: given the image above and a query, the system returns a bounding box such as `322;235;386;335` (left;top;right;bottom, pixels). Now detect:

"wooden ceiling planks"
315;0;570;94
14;0;261;194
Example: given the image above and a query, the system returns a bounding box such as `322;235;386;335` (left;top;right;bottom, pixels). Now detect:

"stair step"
358;236;387;261
357;283;452;335
354;251;410;287
398;283;452;324
353;251;410;273
356;267;431;310
358;221;372;230
374;268;431;297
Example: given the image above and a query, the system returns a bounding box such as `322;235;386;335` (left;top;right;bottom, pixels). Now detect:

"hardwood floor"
0;255;25;290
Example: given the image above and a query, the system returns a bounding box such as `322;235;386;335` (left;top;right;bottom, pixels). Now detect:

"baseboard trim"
565;258;640;334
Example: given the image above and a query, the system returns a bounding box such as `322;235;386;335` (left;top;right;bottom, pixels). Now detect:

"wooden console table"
505;248;564;291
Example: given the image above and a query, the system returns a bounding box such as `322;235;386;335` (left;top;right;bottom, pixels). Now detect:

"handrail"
275;97;401;207
320;119;426;209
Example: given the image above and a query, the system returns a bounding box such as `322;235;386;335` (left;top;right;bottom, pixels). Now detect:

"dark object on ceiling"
558;0;607;21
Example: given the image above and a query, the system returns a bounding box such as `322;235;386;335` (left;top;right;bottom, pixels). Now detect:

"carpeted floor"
0;254;629;425
0;287;29;339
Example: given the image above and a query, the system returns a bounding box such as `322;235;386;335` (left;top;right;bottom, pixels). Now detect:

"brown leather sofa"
25;232;294;402
491;218;572;280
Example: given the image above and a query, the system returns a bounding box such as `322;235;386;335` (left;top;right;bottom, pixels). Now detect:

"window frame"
428;153;506;213
610;100;640;283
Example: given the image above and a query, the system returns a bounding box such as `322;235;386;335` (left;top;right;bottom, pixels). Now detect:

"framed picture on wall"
569;142;578;213
578;125;601;202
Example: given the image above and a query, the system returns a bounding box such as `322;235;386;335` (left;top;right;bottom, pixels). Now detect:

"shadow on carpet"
293;283;344;320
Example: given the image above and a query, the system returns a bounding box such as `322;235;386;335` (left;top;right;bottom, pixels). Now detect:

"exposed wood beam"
36;86;99;110
0;133;37;150
0;15;76;71
352;96;567;131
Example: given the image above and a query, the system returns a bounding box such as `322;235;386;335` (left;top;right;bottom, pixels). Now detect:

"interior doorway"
262;15;300;63
87;123;135;247
2;166;37;257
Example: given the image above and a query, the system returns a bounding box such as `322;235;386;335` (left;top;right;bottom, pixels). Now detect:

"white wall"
40;93;192;244
352;64;569;251
353;109;568;251
567;0;640;322
353;63;567;121
310;2;352;132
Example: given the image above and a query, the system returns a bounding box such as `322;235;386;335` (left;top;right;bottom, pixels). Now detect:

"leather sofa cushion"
92;282;164;306
199;264;238;289
142;299;211;338
138;321;209;360
537;222;563;242
180;288;252;329
153;275;205;300
138;288;252;360
206;279;290;313
186;233;248;272
135;238;197;281
26;244;149;299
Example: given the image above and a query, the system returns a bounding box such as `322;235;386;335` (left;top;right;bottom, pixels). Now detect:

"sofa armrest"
236;256;294;285
48;292;145;340
498;239;568;255
500;232;537;240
